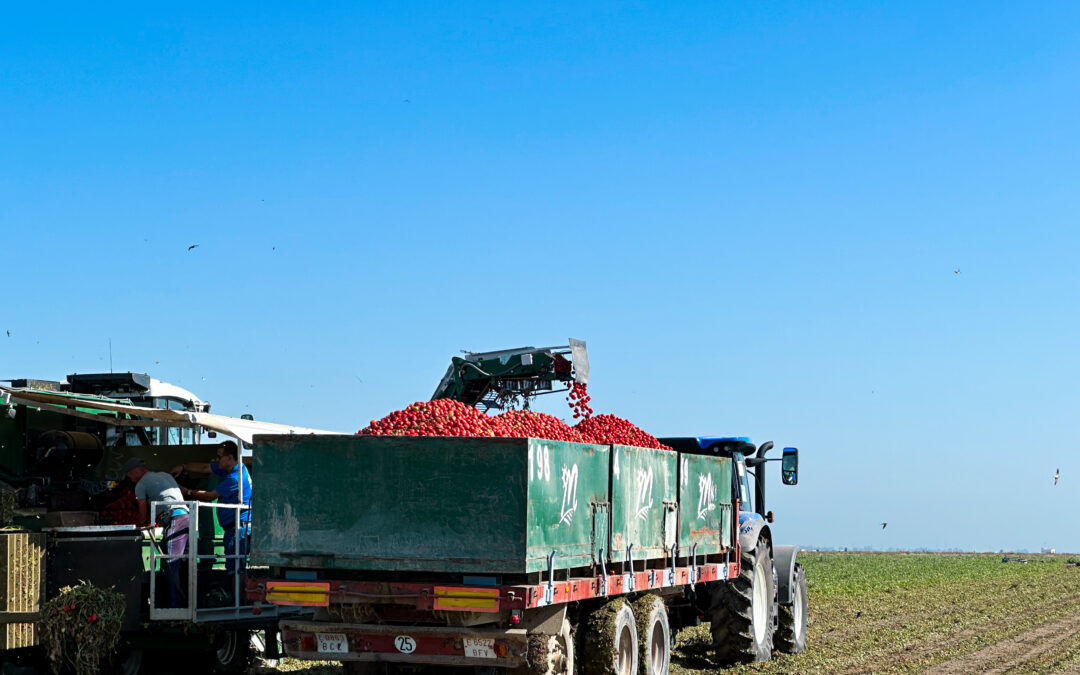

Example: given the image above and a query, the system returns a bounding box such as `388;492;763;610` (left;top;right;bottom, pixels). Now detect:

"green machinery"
431;339;590;411
0;373;297;671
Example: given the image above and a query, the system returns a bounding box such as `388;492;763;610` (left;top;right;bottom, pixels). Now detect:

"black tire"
632;595;670;675
581;600;638;675
708;541;775;664
208;629;252;674
776;562;807;654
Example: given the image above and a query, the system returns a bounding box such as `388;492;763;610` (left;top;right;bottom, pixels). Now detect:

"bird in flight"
4;330;9;337
881;522;888;529
954;269;961;274
187;244;199;251
1054;468;1060;486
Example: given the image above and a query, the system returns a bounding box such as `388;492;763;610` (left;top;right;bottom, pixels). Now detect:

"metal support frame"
147;500;270;623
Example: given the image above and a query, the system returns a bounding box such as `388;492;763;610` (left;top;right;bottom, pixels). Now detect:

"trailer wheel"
521;616;575;675
632;595;670;675
708;541;775;664
776;562;807;654
582;600;637;675
207;629;253;674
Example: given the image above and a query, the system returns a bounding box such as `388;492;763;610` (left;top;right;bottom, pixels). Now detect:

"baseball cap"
122;457;146;474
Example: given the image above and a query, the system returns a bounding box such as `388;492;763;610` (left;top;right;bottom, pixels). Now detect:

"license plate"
463;638;495;659
317;633;347;654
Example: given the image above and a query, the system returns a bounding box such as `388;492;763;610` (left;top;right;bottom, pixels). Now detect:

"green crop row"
672;552;1080;675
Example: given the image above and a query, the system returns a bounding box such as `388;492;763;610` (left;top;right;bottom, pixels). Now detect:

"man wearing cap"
125;457;190;607
172;441;252;575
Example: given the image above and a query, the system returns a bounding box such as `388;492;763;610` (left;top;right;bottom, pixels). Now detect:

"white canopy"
0;385;342;445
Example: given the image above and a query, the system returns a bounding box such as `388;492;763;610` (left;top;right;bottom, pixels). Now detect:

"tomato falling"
567;381;593;419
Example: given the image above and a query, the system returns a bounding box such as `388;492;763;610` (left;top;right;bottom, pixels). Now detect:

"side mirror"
781;447;799;485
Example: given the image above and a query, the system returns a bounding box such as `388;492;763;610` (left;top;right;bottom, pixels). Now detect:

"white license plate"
316;633;348;654
463;638;495;659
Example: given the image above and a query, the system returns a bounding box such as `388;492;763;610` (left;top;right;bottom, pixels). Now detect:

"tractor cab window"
733;453;753;512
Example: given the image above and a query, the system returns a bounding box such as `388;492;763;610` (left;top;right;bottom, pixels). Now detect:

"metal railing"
146;500;262;622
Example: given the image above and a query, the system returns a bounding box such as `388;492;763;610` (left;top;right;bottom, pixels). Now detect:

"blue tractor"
660;436;806;664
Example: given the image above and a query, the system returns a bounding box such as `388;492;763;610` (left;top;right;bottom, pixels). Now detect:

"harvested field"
256;553;1080;674
673;553;1080;674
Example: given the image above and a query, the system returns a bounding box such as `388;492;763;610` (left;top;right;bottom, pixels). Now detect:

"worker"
125;457;190;607
172;440;252;575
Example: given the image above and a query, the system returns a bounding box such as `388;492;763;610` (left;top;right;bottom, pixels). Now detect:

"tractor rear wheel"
708;541;775;664
776;562;807;654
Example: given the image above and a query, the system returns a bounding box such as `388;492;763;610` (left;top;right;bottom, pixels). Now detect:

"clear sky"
3;2;1080;552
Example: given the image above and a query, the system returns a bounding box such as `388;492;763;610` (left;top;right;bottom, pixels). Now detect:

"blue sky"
3;2;1080;551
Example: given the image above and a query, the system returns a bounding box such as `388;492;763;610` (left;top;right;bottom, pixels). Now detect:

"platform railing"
146;500;262;622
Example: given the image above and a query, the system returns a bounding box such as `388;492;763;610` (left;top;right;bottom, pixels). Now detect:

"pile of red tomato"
359;390;670;450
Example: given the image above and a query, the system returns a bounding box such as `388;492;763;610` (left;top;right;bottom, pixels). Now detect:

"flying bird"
881;522;888;529
954;269;961;274
1054;468;1060;486
187;244;199;251
5;330;9;337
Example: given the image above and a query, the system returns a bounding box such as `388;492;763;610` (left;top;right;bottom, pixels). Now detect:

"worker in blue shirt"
172;440;252;575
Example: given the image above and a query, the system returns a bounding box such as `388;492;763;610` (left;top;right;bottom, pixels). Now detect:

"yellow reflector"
433;586;499;613
265;581;330;607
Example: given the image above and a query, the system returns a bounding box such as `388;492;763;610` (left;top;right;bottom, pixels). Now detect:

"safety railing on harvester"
146;500;266;622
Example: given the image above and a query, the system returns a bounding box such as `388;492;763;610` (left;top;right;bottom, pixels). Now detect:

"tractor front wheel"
776;562;808;653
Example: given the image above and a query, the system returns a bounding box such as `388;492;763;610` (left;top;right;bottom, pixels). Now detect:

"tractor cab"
660;436;799;523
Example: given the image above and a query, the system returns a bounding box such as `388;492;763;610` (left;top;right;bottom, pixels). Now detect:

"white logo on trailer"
697;472;717;520
560;463;579;525
635;467;654;521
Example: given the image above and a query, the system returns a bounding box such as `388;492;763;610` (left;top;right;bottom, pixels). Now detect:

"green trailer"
249;433;798;675
251;436;735;577
252;436;612;574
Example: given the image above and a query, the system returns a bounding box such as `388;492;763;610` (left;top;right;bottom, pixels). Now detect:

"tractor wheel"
632;595;670;675
581;600;638;675
776;563;808;654
519;616;575;675
708;540;775;664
